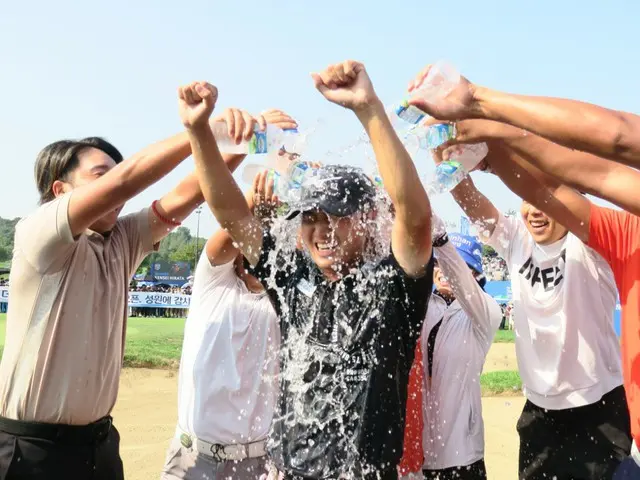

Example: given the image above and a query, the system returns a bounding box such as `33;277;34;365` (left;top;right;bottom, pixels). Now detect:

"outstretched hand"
407;65;476;121
210;108;298;145
311;60;379;112
425;118;527;172
178;81;218;129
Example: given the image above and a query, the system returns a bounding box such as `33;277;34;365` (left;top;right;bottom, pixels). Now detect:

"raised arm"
407;65;640;168
454;119;640;218
207;167;285;265
432;215;502;345
151;108;297;244
449;177;500;239
65;131;192;237
177;81;264;266
312;60;432;276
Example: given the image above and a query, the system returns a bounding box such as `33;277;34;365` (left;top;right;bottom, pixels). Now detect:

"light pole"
194;206;203;271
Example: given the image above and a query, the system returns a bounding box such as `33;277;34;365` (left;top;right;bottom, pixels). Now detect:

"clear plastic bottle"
211;123;298;155
392;61;460;127
241;161;318;203
424;143;489;196
390;61;489;191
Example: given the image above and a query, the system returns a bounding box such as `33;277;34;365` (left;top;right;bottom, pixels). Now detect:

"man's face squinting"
299;209;367;274
520;201;568;245
60;148;123;233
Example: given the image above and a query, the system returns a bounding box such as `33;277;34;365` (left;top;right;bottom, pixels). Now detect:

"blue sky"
1;0;638;237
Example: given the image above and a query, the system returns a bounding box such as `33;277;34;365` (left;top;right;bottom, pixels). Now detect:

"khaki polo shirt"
0;192;154;425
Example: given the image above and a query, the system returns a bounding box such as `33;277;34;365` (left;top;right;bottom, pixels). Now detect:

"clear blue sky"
1;0;638;237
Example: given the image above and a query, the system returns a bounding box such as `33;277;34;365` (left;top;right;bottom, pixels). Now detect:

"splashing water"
254;187;398;478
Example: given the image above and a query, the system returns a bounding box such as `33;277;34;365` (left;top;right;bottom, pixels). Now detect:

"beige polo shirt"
0;192;154;425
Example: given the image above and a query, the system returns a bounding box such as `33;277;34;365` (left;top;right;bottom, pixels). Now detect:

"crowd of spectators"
482;255;510;281
128;280;192;318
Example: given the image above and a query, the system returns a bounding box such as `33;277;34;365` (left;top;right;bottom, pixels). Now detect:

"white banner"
0;286;190;309
128;291;191;309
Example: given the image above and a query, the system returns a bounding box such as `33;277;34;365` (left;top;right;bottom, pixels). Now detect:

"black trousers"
517;385;631;480
0;415;123;480
423;459;487;479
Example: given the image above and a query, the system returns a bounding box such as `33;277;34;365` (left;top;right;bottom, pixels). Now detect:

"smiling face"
520;201;568;245
433;263;455;298
53;147;123;233
299;209;368;278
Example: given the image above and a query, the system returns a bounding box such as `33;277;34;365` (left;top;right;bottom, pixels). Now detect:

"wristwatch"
432;233;449;247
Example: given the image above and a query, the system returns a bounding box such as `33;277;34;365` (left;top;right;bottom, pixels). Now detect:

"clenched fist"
178;81;218;130
311;60;379;112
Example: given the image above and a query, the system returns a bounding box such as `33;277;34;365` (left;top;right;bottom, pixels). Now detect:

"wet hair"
35;137;123;204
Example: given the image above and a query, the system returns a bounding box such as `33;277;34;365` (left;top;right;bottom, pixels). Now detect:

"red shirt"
588;204;640;444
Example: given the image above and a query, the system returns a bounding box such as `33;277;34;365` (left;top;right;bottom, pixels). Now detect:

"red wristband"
151;200;182;227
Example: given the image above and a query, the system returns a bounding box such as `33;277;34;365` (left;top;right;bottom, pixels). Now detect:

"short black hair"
35;137;123;204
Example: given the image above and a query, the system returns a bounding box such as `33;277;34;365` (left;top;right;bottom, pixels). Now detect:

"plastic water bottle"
241;161;318;203
392;61;460;127
424;143;489;196
211;123;298;155
393;61;489;192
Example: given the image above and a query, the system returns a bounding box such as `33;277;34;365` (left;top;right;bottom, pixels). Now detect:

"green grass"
123;317;185;368
480;370;522;396
493;329;516;343
0;314;521;395
0;313;185;368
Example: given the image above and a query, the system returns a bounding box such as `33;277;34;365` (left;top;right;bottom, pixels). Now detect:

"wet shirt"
249;233;433;479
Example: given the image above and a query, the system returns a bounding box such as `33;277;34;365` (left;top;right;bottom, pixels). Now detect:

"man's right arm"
407;65;640;168
67;130;193;238
179;83;264;267
471;87;640;169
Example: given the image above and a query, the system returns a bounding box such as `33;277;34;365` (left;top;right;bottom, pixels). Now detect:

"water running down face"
299;209;369;276
286;165;377;279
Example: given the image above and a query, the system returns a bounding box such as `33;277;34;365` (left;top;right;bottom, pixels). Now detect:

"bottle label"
248;131;268;154
288;162;310;188
437;161;462;175
394;100;426;125
425;123;456;149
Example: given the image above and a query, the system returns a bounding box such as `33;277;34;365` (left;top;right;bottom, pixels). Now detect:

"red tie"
398;338;424;476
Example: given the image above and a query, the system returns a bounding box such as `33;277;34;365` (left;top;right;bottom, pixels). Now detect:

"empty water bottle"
241;161;318;203
393;61;460;127
212;123;299;155
424;143;489;196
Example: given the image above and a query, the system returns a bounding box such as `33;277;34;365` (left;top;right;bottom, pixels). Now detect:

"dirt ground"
113;343;521;480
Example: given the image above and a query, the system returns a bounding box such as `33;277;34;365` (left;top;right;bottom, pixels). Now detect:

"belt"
0;415;113;446
178;430;266;462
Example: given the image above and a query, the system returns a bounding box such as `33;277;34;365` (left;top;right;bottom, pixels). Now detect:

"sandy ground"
113;343;521;480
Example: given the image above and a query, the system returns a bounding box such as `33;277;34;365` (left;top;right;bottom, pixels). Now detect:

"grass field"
0;313;521;393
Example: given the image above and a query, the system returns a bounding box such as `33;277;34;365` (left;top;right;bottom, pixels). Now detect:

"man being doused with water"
179;61;434;479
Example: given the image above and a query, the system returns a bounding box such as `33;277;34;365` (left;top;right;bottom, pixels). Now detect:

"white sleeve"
481;213;527;264
193;247;237;292
435;240;503;348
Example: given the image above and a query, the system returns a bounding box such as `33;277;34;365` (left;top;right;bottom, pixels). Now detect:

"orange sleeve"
588;204;633;276
399;339;425;475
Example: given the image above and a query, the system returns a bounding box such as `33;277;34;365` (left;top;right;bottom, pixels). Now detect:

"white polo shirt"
422;239;503;469
176;250;280;445
484;214;622;409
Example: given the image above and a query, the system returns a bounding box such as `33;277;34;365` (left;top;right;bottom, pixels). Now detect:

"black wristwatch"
432;233;449;247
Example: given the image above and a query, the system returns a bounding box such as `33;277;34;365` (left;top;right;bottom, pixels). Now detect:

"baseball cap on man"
448;233;484;274
285;164;376;220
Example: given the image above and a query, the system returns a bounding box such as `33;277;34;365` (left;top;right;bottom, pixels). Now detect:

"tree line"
0;217;205;274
